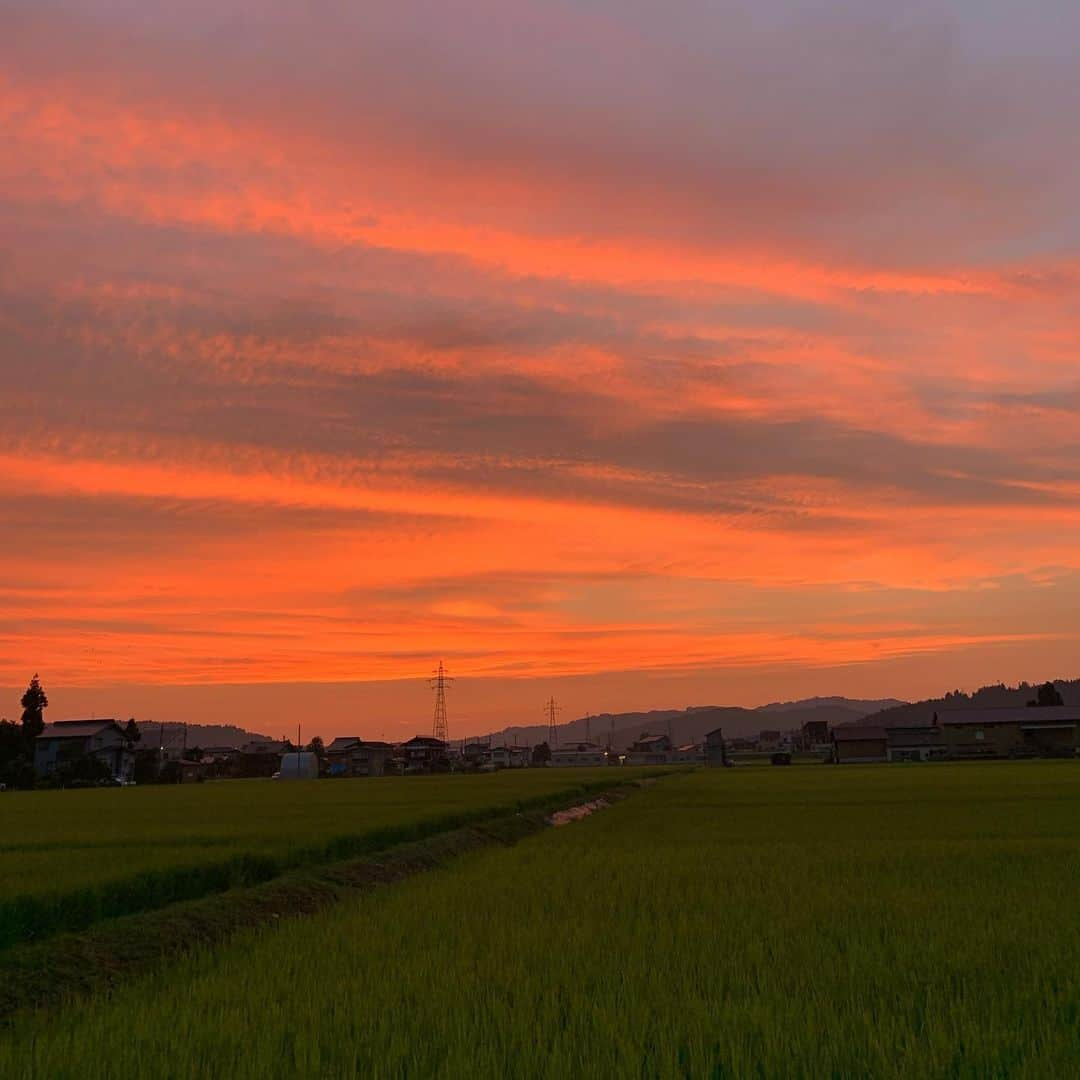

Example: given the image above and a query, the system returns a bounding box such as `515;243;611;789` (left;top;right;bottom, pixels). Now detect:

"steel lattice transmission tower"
430;661;453;742
544;696;561;746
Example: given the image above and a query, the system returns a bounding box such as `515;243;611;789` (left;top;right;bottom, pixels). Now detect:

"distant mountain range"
755;696;905;715
481;697;906;751
860;678;1080;729
132;722;270;749
122;679;1079;750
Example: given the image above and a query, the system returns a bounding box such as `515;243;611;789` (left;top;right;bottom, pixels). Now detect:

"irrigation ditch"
0;772;679;1022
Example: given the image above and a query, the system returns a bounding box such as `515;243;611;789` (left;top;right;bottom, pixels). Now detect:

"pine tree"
20;674;48;741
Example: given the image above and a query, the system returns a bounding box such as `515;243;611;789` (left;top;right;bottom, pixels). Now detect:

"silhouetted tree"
20;674;48;740
0;719;20;759
1028;681;1065;708
531;741;551;766
0;718;32;787
124;718;141;746
306;736;325;756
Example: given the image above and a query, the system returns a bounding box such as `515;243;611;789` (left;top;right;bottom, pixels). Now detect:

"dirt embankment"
0;776;670;1022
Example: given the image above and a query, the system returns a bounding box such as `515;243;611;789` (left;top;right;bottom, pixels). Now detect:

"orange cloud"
2;17;1079;731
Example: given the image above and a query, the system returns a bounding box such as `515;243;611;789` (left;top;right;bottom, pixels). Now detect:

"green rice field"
0;769;646;949
3;761;1080;1076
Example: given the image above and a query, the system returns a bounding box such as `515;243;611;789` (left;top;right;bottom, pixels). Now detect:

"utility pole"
545;696;561;746
585;713;591;745
430;661;453;742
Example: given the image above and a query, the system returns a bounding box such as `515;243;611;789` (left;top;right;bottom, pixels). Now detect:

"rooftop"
326;737;362;751
832;725;887;742
940;706;1080;727
240;740;291;754
37;719;120;740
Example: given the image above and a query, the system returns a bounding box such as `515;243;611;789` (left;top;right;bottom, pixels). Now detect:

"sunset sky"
2;2;1079;738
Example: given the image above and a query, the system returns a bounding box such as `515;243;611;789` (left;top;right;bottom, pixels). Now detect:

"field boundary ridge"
0;773;669;956
0;772;685;1021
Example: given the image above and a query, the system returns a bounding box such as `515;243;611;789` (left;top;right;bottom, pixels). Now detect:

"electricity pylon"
545;696;561;746
430;661;453;742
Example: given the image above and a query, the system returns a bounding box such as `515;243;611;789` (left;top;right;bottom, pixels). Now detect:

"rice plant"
3;762;1078;1077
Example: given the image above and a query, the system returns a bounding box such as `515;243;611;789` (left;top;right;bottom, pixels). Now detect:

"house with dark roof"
236;739;292;778
831;725;887;764
800;719;830;750
399;736;449;773
704;727;727;767
886;724;945;763
550;742;608;767
670;742;705;764
758;729;784;751
34;720;134;782
625;733;673;765
460;739;490;768
940;707;1080;759
326;737;396;777
485;745;530;769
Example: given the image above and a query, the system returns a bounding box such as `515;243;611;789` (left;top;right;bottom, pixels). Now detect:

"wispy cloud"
1;2;1078;726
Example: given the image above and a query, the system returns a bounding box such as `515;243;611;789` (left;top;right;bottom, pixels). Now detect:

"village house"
624;733;673;765
800;719;830;751
486;745;530;769
176;759;205;784
724;736;757;754
670;742;705;764
200;746;238;765
181;746;238;780
940;706;1080;760
197;746;238;778
34;719;135;783
549;742;609;767
704;727;727;767
399;736;450;773
831;725;888;764
721;730;756;756
886;724;945;763
325;737;396;777
460;739;489;768
236;739;292;778
757;729;784;752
